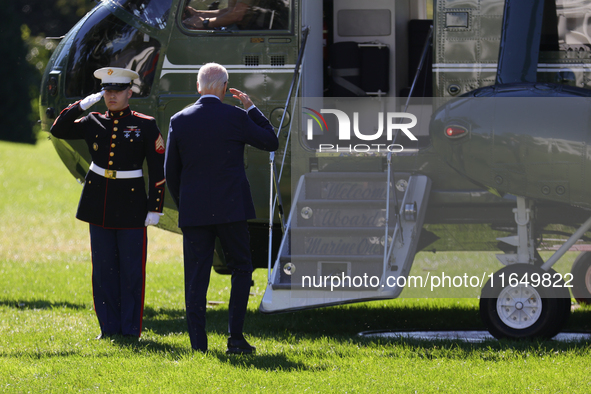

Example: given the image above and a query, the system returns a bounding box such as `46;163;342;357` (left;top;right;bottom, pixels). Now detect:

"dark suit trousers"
181;221;253;352
89;224;147;337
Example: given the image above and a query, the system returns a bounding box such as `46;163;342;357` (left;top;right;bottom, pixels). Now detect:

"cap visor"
101;83;130;91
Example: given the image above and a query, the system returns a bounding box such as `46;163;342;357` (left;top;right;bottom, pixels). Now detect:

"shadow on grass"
6;299;591;340
143;306;187;334
109;336;189;355
142;302;485;340
0;299;88;310
143;301;591;345
5;298;591;361
236;303;486;339
208;350;318;371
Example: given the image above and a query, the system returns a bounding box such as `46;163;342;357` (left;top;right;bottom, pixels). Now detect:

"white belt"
89;162;143;180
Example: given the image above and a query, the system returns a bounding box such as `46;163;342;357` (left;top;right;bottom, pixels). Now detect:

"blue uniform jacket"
50;103;166;228
165;97;278;227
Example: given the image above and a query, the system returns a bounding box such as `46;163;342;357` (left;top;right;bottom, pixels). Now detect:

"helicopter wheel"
480;264;567;340
571;251;591;304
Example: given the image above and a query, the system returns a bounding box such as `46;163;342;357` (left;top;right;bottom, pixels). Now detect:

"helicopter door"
328;0;406;98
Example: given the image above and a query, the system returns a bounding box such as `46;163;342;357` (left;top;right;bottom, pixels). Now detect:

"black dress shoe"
226;337;256;355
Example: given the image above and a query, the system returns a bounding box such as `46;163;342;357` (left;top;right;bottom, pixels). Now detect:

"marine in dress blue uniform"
165;63;278;354
50;67;166;338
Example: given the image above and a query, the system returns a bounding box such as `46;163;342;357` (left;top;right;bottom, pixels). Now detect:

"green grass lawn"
1;138;591;393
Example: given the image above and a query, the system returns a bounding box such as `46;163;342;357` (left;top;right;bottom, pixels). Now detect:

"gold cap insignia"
108;69;114;75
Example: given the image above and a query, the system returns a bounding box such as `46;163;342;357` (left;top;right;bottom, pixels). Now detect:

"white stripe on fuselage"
433;62;591;73
160;55;296;77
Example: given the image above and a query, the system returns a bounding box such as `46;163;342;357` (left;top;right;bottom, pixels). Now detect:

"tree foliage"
0;0;36;143
0;0;96;143
17;0;96;38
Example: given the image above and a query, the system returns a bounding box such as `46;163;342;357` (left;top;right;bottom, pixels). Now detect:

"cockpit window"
181;0;291;32
112;0;172;29
65;7;161;98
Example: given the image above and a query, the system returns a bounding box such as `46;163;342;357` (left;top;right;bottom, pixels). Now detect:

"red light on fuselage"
445;126;467;138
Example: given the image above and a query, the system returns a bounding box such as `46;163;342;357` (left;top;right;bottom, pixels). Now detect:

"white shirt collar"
198;94;255;112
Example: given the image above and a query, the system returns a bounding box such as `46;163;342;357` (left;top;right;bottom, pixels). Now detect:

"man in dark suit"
164;63;278;354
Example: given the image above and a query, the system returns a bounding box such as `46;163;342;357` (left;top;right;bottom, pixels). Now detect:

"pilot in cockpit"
182;0;288;31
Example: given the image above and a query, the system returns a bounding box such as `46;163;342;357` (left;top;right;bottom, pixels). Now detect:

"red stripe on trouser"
139;227;147;337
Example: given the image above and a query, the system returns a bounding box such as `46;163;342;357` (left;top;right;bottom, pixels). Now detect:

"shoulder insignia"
155;134;165;154
133;111;155;120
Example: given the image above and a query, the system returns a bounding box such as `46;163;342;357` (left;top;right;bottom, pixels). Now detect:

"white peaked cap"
94;67;139;89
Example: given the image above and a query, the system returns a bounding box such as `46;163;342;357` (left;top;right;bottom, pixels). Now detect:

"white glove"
145;212;161;226
80;91;105;111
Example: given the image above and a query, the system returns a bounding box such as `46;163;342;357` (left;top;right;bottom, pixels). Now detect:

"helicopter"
39;0;591;339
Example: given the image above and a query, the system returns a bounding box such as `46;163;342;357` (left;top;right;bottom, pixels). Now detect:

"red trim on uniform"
155;179;165;187
52;100;82;127
106;107;133;120
132;111;155;120
138;227;148;337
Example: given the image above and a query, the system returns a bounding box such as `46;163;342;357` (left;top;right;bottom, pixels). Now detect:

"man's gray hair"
198;63;228;91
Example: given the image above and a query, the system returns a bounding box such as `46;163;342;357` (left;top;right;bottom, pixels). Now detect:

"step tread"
297;199;399;205
280;255;385;261
291;226;395;232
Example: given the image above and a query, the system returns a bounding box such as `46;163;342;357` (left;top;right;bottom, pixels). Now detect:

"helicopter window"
181;0;291;31
65;7;161;98
112;0;172;29
337;10;391;37
555;0;591;51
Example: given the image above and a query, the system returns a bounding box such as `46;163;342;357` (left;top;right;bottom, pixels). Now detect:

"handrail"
381;153;403;284
403;25;433;115
383;153;392;267
275;63;304;213
267;26;311;283
382;25;433;280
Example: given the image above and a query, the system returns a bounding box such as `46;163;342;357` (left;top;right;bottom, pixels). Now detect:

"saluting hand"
80;91;105;111
230;88;254;109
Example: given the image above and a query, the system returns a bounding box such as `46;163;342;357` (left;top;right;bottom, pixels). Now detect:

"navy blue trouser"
89;224;147;337
181;221;253;351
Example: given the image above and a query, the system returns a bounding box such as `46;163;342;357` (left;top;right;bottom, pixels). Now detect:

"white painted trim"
433;62;591;73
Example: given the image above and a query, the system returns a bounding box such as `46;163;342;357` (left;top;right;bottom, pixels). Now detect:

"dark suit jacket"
165;96;278;227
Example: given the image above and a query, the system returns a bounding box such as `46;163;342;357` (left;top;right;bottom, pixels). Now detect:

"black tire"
571;252;591;304
480;264;567;340
544;269;571;338
536;249;571;337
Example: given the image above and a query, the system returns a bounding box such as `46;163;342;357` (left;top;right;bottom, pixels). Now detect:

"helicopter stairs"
260;171;432;313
